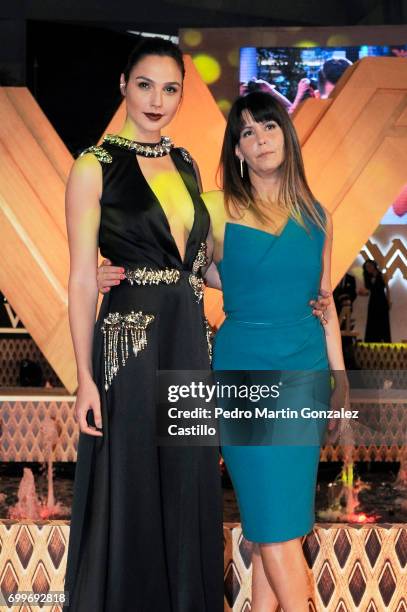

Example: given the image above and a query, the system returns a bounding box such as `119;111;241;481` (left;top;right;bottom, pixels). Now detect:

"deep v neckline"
135;151;197;266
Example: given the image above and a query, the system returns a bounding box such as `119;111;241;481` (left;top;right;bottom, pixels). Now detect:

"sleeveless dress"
213;214;329;543
64;137;223;612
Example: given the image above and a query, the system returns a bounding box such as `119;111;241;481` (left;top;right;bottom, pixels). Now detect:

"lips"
257;151;274;158
144;112;164;121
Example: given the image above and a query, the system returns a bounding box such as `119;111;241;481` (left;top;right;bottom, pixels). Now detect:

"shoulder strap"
79;145;112;164
176;147;193;165
173;147;203;191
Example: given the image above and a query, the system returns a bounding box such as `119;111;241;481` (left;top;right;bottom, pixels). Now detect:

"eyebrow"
240;118;276;130
240;123;255;132
135;76;182;86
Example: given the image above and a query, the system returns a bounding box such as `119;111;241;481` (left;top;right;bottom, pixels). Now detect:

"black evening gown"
364;275;391;342
63;138;223;612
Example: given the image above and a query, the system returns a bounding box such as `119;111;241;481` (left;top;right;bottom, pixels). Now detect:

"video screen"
240;45;407;224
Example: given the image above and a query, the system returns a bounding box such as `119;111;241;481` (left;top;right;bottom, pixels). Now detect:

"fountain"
7;416;69;520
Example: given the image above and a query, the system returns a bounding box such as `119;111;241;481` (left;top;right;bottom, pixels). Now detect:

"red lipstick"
144;113;163;121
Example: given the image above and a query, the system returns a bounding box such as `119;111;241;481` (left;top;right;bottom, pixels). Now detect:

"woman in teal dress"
202;92;347;612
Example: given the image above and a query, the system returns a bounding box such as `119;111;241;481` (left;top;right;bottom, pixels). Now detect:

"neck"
118;117;161;143
248;168;282;204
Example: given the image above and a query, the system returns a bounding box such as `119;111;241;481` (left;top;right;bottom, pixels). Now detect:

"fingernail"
120;274;125;279
115;280;120;285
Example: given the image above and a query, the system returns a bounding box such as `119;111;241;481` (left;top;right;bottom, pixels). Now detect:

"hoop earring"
240;158;244;178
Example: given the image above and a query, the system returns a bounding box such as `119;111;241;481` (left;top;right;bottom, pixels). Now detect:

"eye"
265;121;277;130
164;86;178;94
241;128;253;138
138;81;150;89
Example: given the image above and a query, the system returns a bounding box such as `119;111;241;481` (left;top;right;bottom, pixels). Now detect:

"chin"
258;161;279;173
137;115;170;132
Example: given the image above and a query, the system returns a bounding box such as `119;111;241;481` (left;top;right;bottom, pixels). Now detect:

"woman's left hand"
310;289;332;325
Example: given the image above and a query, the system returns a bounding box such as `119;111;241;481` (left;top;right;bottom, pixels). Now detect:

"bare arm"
319;212;350;433
320;211;346;372
203;223;222;290
205;261;222;290
66;153;103;435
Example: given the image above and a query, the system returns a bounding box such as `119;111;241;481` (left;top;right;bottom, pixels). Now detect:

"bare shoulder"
68;151;103;199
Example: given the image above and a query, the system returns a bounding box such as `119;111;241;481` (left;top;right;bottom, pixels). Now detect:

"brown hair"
219;91;325;230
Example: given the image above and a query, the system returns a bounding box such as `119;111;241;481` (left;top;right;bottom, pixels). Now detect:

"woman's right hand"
75;376;104;436
97;259;125;293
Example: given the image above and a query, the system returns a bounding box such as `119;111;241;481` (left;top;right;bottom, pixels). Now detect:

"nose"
256;128;267;145
151;88;163;108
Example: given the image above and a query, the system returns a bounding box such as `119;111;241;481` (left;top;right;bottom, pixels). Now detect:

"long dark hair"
123;37;185;83
219;92;325;229
363;259;385;290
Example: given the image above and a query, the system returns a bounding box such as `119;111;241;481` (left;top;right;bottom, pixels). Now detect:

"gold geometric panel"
0;398;77;462
1;392;406;464
0;338;62;387
0;520;69;612
0;521;405;612
354;343;407;370
223;523;407;611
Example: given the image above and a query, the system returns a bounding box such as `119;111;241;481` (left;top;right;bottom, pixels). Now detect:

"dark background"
1;0;406;151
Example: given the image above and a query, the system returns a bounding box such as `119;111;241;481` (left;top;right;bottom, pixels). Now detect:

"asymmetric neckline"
225;217;291;239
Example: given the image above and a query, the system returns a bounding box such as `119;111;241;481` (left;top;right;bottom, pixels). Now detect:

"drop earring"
240;158;244;178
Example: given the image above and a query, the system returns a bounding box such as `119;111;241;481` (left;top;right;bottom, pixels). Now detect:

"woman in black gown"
64;38;223;611
362;259;391;342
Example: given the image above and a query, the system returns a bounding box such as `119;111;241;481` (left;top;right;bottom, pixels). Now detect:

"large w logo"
362;238;407;281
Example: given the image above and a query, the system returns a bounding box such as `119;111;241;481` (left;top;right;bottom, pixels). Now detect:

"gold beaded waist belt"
122;241;207;300
123;266;204;303
124;267;182;286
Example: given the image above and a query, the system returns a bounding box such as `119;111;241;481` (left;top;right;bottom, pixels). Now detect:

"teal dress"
213;213;329;543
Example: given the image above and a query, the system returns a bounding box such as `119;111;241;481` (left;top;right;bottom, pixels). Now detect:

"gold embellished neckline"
103;133;173;157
